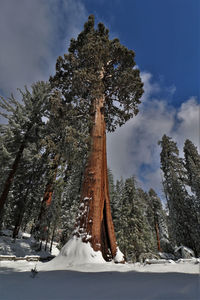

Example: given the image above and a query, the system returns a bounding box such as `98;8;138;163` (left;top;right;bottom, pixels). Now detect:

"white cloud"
175;97;200;155
0;0;87;96
140;72;161;101
107;72;200;199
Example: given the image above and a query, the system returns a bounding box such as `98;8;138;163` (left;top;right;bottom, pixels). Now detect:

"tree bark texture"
74;97;118;261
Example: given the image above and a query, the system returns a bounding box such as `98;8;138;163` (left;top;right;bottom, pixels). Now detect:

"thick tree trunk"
0;140;26;222
74;97;119;261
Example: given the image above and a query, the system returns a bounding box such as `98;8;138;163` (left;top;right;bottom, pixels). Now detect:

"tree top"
51;15;144;132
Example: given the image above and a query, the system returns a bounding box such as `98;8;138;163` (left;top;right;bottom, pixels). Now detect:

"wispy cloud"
0;0;87;96
107;71;200;198
175;97;200;154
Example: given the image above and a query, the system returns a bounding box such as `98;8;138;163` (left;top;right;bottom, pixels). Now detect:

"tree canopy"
50;15;144;132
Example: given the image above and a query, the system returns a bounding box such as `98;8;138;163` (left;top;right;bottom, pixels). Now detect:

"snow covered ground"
0;234;199;300
0;259;199;300
0;231;59;258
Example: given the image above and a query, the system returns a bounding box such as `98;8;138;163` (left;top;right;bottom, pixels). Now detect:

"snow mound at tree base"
114;247;125;263
43;236;106;268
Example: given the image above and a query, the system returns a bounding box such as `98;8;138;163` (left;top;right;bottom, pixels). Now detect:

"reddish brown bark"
74;97;120;261
36;154;60;240
0;140;26;220
155;222;161;252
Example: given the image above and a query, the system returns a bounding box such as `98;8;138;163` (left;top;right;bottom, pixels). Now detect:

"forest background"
0;0;199;261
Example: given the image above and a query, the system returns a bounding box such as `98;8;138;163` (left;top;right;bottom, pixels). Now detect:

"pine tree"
0;81;50;223
59;159;85;247
34;90;89;242
34;153;61;243
184;139;200;204
108;169;115;207
159;135;197;252
3;143;48;236
0;125;13;195
113;177;155;261
148;188;169;252
183;139;200;255
11;146;40;238
110;177;124;239
50;15;143;261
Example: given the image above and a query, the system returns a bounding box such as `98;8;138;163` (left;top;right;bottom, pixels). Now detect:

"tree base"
51;236;105;266
46;236;125;267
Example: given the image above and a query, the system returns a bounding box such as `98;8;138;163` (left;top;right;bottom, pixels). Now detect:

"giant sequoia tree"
51;16;143;261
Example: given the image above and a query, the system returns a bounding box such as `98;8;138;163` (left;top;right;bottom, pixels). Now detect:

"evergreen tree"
108;169;115;207
50;15;143;261
159;135;198;253
183;139;200;255
113;177;155;261
11;145;43;238
30;89;88;242
59;157;86;247
0;124;13;195
2;142;48;235
147;188;169;252
0;81;50;223
110;177;124;237
184;139;200;206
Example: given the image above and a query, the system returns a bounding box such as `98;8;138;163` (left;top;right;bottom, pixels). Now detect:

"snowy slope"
0;234;59;258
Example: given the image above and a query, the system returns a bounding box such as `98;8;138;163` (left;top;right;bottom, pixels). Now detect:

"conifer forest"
0;16;199;262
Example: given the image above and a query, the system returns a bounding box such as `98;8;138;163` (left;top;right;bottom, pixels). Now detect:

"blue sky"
0;0;199;199
84;0;199;107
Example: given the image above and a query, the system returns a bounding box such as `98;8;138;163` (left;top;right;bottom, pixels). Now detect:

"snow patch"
0;234;59;258
114;247;124;263
175;246;195;258
42;236;105;269
83;197;91;201
19;232;31;239
185;185;195;196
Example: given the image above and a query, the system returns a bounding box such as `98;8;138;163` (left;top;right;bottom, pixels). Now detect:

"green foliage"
147;188;170;252
50;15;143;132
2;142;47;232
110;175;157;261
0;81;50;180
159;135;200;256
184;139;200;201
0;82;51;225
59;162;84;247
183;139;200;255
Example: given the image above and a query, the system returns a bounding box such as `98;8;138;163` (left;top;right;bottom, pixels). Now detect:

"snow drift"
41;236;125;270
44;236;105;268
